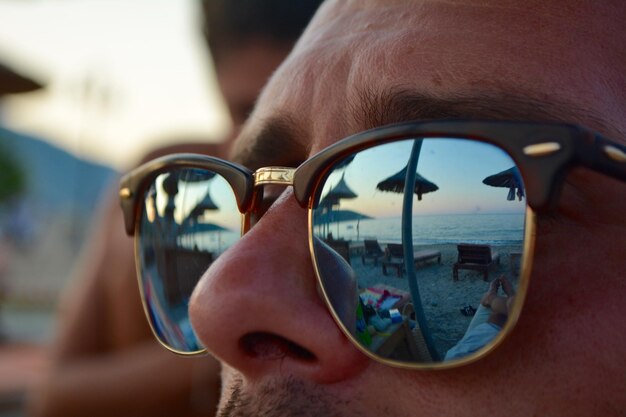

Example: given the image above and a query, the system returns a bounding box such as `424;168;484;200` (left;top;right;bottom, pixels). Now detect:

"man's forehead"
231;0;625;168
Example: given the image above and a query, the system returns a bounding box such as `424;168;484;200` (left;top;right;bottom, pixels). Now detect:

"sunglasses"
120;120;626;369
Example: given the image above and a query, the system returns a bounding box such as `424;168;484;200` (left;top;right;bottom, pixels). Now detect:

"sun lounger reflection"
381;243;442;277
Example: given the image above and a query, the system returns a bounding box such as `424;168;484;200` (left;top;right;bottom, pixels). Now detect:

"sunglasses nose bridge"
253;167;296;187
250;166;300;210
243;167;300;232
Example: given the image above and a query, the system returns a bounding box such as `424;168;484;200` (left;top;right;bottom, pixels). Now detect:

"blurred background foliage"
0;144;25;203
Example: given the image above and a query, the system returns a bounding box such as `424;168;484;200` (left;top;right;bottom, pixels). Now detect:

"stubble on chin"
216;372;363;417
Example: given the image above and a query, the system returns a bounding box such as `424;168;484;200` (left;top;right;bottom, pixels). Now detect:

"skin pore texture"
189;1;626;416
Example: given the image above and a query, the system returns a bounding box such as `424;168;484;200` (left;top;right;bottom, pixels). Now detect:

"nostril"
240;332;316;363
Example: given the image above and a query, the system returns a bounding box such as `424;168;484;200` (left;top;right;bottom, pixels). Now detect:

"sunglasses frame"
119;119;626;365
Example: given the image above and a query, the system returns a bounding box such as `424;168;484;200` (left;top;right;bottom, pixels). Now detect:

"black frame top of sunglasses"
120;119;626;236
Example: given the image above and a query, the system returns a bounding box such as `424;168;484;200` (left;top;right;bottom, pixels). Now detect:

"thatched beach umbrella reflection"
376;166;438;200
322;174;358;203
319;174;358;239
482;166;524;201
160;169;217;221
181;222;229;234
0;61;43;95
314;209;372;224
181;188;220;244
314;209;372;240
188;189;219;217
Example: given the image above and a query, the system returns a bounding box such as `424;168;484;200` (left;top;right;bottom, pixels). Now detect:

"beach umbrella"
161;175;179;222
160;170;214;219
0;62;43;95
376;166;438;200
314;209;372;225
321;174;358;204
166;172;218;223
482;166;524;201
319;174;358;238
189;189;219;215
314;209;372;241
182;189;220;230
180;221;229;234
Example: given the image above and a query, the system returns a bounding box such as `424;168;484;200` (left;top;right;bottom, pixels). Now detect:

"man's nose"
188;191;369;383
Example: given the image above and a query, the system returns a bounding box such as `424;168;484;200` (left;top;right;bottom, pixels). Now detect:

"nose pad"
188;194;369;383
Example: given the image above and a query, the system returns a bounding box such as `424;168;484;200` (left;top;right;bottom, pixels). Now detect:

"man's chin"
216;368;368;417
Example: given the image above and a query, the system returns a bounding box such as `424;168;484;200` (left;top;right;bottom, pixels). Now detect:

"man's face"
190;1;626;415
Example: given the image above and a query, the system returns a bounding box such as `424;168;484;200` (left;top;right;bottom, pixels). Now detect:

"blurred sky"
0;0;230;170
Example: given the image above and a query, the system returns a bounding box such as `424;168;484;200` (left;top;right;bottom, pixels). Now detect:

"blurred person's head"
138;0;323;163
202;0;323;128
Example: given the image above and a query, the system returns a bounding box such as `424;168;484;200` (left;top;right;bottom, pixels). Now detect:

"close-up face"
180;1;625;415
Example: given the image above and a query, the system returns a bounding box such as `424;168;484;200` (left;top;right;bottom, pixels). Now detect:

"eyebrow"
349;86;618;135
232;86;622;168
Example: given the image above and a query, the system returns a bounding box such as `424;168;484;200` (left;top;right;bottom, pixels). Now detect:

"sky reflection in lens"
321;138;525;218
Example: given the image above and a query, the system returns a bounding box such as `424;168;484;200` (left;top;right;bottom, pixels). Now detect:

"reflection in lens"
138;168;240;352
312;138;527;365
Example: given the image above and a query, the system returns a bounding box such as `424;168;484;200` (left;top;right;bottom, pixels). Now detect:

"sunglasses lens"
311;137;528;366
137;167;241;353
